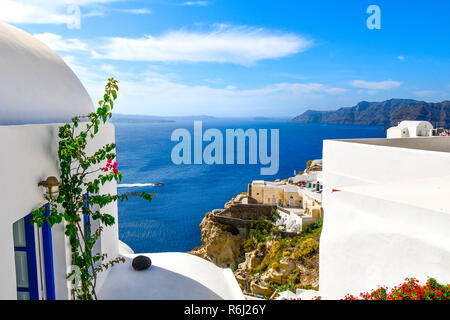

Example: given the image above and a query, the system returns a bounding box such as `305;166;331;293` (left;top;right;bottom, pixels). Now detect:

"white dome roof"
0;22;93;125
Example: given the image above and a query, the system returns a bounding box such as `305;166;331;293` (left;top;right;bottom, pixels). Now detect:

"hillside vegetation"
191;210;322;298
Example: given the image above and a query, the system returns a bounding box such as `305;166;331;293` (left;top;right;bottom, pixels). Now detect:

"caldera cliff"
292;99;450;129
190;207;322;298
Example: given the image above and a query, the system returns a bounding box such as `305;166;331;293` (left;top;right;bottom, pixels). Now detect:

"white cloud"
111;79;346;116
203;78;224;83
34;33;88;51
99;63;116;73
416;90;438;97
182;1;211;6
92;25;313;65
397;55;405;61
350;80;402;90
64;56;347;116
116;8;151;14
415;90;448;100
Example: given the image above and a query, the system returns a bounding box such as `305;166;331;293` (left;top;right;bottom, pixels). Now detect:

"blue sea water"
115;119;385;253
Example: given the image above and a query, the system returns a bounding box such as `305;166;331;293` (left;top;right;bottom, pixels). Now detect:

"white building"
320;136;450;299
387;120;433;138
0;22;243;300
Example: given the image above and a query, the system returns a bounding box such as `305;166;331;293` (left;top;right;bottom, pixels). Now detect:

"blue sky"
1;0;449;117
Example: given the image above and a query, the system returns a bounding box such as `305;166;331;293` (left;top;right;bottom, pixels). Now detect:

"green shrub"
300;238;319;257
288;236;301;247
254;241;284;272
248;216;273;243
282;251;291;258
270;262;280;270
257;242;266;252
301;218;323;237
291;249;302;260
287;269;302;284
242;237;258;253
295;284;317;291
278;283;295;293
271;209;280;220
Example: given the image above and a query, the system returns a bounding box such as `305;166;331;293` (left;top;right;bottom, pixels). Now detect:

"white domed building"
0;22;243;300
387;120;434;138
0;21;93;125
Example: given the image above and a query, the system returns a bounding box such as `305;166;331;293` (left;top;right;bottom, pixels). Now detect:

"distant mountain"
292;99;450;129
111;114;216;123
165;115;217;121
111;114;174;123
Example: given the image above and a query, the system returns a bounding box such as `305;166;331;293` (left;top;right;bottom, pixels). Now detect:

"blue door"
13;204;55;300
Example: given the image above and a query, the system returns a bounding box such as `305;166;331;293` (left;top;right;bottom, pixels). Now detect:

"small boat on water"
154;182;164;186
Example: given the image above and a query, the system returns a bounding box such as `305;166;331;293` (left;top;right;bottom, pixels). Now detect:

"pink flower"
103;167;108;172
113;168;118;174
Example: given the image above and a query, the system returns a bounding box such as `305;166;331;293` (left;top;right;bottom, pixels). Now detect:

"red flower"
342;277;449;300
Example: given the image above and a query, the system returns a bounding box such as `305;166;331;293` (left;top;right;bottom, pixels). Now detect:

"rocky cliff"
190;210;322;298
190;212;242;268
292;99;450;129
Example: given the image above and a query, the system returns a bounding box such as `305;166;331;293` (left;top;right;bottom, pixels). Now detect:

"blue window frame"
13;214;39;300
83;193;91;239
13;205;56;300
42;203;56;300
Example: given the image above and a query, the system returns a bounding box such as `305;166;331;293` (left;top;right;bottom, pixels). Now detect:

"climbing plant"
32;78;153;300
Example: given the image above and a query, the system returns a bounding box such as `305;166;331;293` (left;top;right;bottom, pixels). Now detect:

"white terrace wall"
0;122;117;299
321;189;450;299
323;137;450;191
320;137;450;299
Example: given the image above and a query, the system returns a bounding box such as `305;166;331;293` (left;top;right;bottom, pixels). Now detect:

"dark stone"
132;255;152;271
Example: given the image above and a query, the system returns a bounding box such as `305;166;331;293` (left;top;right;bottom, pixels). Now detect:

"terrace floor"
98;252;244;300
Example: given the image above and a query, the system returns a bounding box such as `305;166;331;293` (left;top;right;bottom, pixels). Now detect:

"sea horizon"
115;119;386;253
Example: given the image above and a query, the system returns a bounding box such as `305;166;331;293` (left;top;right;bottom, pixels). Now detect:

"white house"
0;21;243;300
320;136;450;299
387;120;433;138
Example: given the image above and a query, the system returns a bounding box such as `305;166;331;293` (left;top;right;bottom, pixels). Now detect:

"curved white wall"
320;138;450;299
98;252;245;300
0;22;93;125
320;191;450;299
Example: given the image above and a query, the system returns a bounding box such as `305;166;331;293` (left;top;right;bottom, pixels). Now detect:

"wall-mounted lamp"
38;176;60;200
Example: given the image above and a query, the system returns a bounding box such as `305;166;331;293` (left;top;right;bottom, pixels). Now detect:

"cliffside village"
223;159;323;232
190;160;324;298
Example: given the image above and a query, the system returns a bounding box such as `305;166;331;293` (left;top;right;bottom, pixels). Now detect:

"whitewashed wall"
0;122;117;299
320;137;450;299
